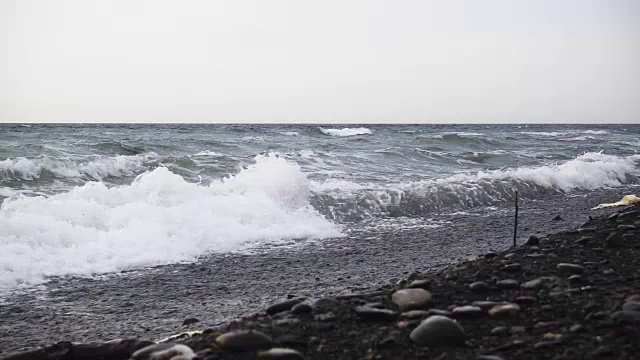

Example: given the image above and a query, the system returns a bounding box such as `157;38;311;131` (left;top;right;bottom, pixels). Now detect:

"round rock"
525;235;540;246
489;303;520;317
391;288;432;311
496;279;520;289
291;303;312;315
407;279;431;289
132;344;195;360
216;330;272;351
469;281;489;292
452;305;484;317
355;306;398;321
410;315;465;347
267;298;304;316
257;348;304;360
556;263;585;274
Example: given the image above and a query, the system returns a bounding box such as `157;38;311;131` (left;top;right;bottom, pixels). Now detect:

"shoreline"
2;197;639;359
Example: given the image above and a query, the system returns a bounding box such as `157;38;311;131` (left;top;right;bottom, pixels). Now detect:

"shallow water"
0;124;639;292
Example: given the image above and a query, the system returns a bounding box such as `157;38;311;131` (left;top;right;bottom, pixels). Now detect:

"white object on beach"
591;194;640;210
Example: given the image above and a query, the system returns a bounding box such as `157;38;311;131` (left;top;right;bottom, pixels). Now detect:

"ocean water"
1;124;639;292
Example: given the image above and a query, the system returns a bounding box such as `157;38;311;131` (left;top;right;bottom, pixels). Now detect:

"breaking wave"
310;152;640;222
319;127;372;137
0;154;341;291
0;154;154;181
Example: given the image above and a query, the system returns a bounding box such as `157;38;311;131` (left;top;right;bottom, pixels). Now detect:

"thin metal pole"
513;190;518;247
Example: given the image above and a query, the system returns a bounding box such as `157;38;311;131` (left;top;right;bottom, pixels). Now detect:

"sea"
1;123;639;294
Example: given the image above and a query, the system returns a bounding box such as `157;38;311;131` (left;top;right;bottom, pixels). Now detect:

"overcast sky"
1;0;638;123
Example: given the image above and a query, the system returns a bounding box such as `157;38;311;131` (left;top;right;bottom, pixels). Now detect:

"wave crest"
0;153;340;291
310;152;640;221
319;127;372;137
0;154;153;181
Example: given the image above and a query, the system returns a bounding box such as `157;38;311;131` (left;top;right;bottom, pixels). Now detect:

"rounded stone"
502;263;522;272
489;303;520;317
514;296;536;304
257;348;304;360
452;305;484;317
407;279;431;289
491;326;510;336
216;330;272;351
472;301;506;311
525;235;540;246
266;298;305;315
401;310;431;319
409;315;466;347
132;344;195;360
355;306;398;321
290;303;312;315
567;275;582;283
391;288;432;311
521;278;543;289
556;263;585;274
469;281;489;292
496;279;520;289
625;294;640;303
622;301;640;312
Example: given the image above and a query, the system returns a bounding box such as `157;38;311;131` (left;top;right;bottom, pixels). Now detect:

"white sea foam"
435;152;640;192
0;154;151;181
307;152;640;217
562;135;596;141
516;131;565;137
0;154;341;291
298;150;315;158
193;150;222;157
583;130;608;135
281;131;299;136
319;127;372;137
310;179;367;193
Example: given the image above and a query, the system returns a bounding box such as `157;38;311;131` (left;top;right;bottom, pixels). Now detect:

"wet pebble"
354;306;398;321
525;235;540;246
622;301;640;312
182;318;199;326
491;326;510;336
391;288;432;311
567;274;582;283
488;303;520;317
469;281;489;292
428;309;452;317
514;296;536;304
472;301;506;311
216;330;272;351
496;279;520;289
502;263;522;272
521;278;542;289
477;355;504;360
617;225;636;231
557;263;585;274
257;348;304;360
400;310;430;319
410;315;466;347
267;298;305;316
132;343;196;360
611;310;640;324
452;305;484;317
407;279;431;289
290;303;312;315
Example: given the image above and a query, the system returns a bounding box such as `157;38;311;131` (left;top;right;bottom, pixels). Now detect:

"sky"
0;0;639;123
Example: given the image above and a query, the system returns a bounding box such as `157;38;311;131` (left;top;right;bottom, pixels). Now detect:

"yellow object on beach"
591;195;640;210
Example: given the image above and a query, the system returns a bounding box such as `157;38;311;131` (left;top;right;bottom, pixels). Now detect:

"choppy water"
1;124;639;291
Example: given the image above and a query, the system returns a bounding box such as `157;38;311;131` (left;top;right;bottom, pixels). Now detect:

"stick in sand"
513;190;518;247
